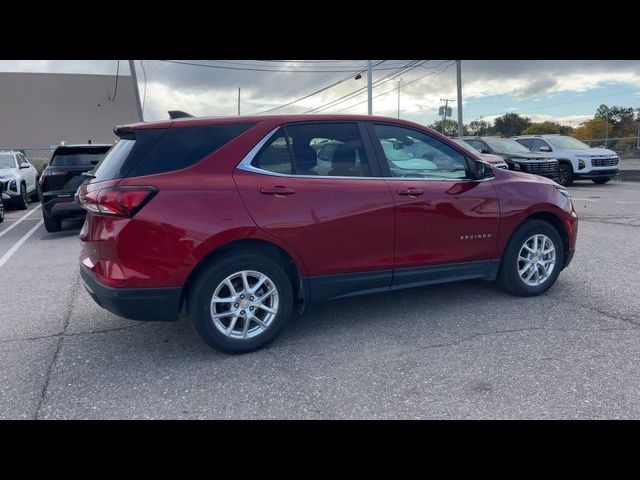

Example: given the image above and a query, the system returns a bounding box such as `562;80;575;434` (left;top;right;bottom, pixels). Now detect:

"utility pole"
128;60;144;122
367;60;373;115
456;60;463;138
396;78;402;118
238;87;241;116
636;108;640;150
440;98;455;135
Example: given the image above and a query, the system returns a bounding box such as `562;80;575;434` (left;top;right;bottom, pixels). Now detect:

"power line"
255;62;385;115
109;60;120;102
305;61;425;114
159;59;422;73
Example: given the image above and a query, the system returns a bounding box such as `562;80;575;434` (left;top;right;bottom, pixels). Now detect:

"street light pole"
367;60;373;115
396;78;402;118
456;60;463;138
238;87;241;116
128;60;144;122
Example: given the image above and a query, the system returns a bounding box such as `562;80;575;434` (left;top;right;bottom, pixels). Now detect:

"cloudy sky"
1;60;639;126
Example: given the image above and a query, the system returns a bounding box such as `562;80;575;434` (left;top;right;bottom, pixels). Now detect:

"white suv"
0;150;39;209
514;135;619;186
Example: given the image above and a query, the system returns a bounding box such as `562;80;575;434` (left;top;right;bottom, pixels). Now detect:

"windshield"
545;136;591;150
483;138;531;154
0;153;16;169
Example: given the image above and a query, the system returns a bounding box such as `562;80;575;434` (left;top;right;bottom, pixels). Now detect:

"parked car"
40;143;112;232
0;181;5;223
77;115;578;354
462;136;559;181
451;139;509;169
0;150;40;210
513;134;619;186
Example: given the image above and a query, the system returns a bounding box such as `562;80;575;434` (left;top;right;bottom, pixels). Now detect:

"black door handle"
260;186;296;196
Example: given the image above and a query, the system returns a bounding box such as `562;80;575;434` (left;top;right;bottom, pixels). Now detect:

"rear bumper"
42;196;86;219
80;267;182;322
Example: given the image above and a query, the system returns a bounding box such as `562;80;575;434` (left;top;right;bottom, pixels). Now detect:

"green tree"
492;113;532;137
466;119;490;136
429;118;467;137
522;121;573;135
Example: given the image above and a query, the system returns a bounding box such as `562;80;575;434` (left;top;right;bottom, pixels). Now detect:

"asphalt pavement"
1;179;639;419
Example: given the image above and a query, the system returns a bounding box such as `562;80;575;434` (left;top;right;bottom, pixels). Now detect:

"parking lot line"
0;219;44;268
0;204;41;239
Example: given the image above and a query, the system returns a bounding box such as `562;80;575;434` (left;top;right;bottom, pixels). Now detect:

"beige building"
0;71;139;164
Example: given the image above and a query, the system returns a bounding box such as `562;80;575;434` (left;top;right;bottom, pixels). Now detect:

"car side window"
252;123;371;177
19;154;29;166
373;124;470;180
530;139;551;152
516;139;533;149
465;139;488;153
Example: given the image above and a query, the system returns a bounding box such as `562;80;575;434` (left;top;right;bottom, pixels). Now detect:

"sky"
1;60;638;126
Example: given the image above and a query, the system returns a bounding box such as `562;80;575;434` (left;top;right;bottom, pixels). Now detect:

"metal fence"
581;137;640;155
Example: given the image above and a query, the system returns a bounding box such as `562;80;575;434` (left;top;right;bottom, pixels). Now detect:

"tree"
428;119;467;137
572;118;608;142
491;113;532;137
466;119;490;136
522;121;573;135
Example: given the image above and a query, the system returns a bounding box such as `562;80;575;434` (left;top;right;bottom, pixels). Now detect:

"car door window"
373;124;470;180
530;139;551;152
252;123;371;177
516;139;533;149
465;139;489;153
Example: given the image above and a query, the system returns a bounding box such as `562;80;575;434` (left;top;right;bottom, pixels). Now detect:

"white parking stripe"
0;220;44;268
0;204;41;239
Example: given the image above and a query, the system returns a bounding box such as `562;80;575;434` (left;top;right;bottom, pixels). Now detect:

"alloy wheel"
517;234;556;287
210;270;279;339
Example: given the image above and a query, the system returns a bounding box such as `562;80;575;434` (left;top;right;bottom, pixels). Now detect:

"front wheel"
498;220;564;297
187;253;294;354
592;177;611;184
15;184;28;210
557;163;574;186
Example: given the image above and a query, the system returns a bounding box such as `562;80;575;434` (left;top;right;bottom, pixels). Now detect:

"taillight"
78;186;157;217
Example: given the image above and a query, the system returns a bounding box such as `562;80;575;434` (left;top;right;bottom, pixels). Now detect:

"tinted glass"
465;139;488;152
0;153;16;169
127;123;255;177
529;139;551;151
252;123;371;177
51;148;109;166
515;139;533;149
374;124;470;180
92;139;138;182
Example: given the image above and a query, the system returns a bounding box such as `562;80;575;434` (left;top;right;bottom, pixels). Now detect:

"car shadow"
40;219;84;239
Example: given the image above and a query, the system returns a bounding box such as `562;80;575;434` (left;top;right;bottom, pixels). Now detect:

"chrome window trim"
235;126;492;183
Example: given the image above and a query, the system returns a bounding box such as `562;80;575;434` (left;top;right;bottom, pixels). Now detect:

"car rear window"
92;123;255;182
50;147;110;166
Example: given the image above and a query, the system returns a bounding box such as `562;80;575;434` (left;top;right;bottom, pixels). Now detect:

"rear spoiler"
168;110;194;119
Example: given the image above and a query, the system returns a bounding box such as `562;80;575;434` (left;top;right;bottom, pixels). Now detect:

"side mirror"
475;161;494;180
539;146;552;152
479;148;490;154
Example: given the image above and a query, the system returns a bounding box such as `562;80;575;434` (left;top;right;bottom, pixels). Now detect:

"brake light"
78;186;157;217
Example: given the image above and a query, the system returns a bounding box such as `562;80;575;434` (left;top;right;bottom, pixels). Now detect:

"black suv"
463;136;559;180
0;181;5;223
40;144;112;232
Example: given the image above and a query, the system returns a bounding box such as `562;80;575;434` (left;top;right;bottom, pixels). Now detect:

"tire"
498;219;565;297
43;212;62;232
15;183;28;210
0;203;4;223
592;177;611;185
30;182;40;201
557;163;574;186
187;252;294;354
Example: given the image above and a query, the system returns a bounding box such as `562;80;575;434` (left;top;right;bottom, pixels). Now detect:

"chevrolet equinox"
78;115;578;353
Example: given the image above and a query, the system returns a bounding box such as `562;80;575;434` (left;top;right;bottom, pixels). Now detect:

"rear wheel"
0;201;4;223
592;177;611;184
498;219;564;297
557;163;574;186
187;252;294;354
43;212;62;232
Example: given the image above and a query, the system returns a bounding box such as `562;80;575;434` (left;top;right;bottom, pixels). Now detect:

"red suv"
78;115;578;353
